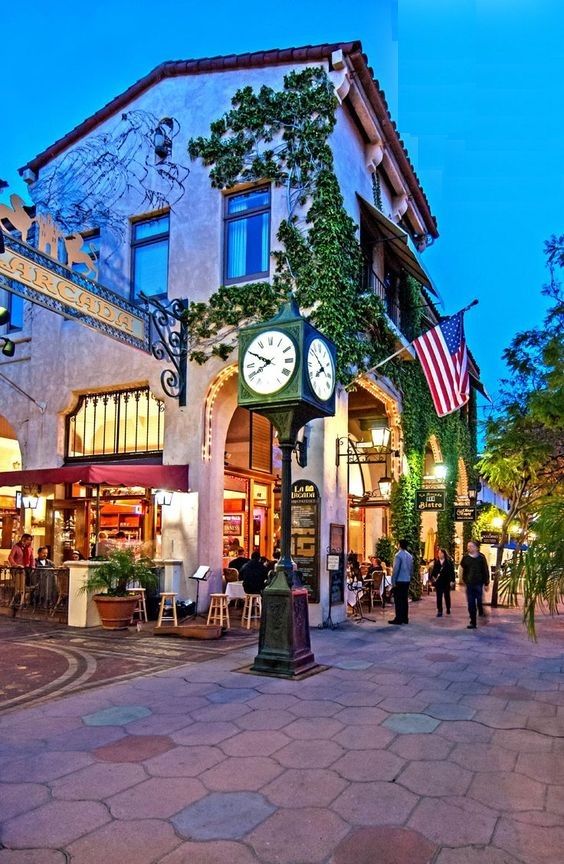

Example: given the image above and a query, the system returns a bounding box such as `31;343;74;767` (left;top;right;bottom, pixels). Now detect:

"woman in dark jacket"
430;548;455;617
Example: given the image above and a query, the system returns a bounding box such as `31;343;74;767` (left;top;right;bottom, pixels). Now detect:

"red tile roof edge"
19;40;437;235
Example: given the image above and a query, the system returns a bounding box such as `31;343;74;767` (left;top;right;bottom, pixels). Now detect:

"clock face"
242;330;297;395
307;337;335;401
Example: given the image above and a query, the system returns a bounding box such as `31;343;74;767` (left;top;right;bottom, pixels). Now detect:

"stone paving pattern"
0;592;563;863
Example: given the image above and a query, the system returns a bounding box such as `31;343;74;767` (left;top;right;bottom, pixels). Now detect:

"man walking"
460;540;490;629
389;539;413;625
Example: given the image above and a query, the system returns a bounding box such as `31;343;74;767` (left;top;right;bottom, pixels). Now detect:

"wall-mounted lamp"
370;420;391;452
295;424;309;468
378;474;393;498
154;489;173;506
1;338;15;357
21;484;40;509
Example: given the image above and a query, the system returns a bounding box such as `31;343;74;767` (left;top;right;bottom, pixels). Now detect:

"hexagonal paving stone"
0;851;68;864
1;800;110;848
424;703;476;721
200;756;283;792
262;768;347;808
408;796;498;846
93;734;174;762
248;806;349;863
145;745;223;777
332;749;405;782
236;709;295;731
0;782;51;820
332;659;373;670
107;776;207;818
383;713;440;734
50;761;146;799
398;759;473;797
221;730;289;757
158;840;260;864
283;717;344;740
331;826;438;864
515;751;564;784
435;846;524;863
468;771;545;811
333;706;388;726
493;816;564;864
172;791;275;840
389;732;453;761
435;720;492;743
171;721;238;746
333;724;395;751
66;818;179;864
449;743;517;773
207;688;259;704
332;780;418;825
0;751;93;784
82;705;151;726
289;698;343;717
275;739;345;769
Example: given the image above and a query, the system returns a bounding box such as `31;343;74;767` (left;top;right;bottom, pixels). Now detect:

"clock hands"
248;350;272;366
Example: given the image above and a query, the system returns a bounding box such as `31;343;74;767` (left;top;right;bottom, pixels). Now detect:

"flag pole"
359;299;479;378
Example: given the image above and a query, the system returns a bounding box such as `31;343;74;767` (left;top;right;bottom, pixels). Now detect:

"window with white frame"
224;187;270;283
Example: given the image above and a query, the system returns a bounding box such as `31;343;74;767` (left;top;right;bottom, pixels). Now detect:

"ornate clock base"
251;569;317;678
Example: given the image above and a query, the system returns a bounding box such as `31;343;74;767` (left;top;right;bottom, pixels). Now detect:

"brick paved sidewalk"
0;591;563;864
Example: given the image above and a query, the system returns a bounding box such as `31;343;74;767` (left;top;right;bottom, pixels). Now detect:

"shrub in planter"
82;549;160;630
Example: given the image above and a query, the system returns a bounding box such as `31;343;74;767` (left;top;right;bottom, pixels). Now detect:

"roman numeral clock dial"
307;337;335;401
242;330;297;395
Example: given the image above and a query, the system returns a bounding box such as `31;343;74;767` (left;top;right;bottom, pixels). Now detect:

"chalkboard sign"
328;523;345;605
291;480;320;603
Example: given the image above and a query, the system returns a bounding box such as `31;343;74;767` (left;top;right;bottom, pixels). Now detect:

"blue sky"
1;0;562;417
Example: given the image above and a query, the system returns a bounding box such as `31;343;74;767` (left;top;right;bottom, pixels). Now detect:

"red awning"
0;463;189;491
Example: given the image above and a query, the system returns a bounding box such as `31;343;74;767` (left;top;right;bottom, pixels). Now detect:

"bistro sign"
416;489;445;511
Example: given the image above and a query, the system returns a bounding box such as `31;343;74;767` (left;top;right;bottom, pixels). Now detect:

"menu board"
328;523;345;604
291;480;320;603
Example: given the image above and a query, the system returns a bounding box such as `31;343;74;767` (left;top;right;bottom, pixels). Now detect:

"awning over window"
0;463;189;491
357;194;438;295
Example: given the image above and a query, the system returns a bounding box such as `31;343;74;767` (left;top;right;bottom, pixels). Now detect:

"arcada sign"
0;196;150;352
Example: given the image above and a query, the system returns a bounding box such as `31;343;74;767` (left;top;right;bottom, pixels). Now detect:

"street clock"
238;298;337;435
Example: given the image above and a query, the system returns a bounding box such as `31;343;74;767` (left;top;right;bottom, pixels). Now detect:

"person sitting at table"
229;547;250;573
35;546;54;568
240;551;269;594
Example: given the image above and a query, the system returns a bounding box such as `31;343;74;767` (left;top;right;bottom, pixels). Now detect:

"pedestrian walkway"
0;591;562;864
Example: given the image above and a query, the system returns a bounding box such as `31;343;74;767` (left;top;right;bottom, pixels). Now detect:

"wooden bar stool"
127;588;148;623
241;593;262;629
156;592;178;627
207;593;230;629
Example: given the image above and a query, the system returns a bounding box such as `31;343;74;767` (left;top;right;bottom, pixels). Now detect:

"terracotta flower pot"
93;594;138;630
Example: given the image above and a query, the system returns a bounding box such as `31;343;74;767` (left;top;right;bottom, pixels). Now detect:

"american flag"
413;311;469;417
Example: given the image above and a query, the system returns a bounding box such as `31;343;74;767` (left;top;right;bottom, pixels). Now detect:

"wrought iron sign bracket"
141;293;188;406
336;436;398;467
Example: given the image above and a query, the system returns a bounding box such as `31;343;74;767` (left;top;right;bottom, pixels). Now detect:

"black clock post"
238;299;336;678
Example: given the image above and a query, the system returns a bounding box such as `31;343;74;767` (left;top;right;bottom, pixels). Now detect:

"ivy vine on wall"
187;66;477;597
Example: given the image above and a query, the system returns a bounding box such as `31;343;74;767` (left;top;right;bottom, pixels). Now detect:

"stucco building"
0;42;479;624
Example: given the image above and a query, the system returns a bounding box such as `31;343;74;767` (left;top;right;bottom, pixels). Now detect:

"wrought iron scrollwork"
141;294;188;406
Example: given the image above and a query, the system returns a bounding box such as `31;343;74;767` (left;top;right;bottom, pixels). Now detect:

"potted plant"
83;548;160;630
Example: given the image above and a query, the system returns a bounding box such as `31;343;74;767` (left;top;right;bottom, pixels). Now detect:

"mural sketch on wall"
31;111;190;241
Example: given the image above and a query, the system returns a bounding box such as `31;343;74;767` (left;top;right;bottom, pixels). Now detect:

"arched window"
66;386;164;461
